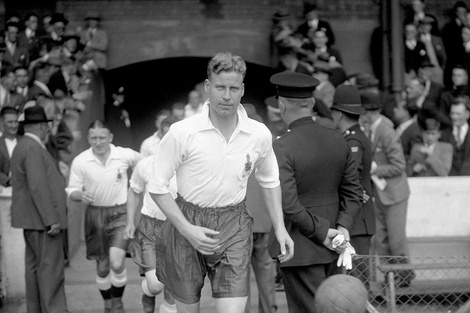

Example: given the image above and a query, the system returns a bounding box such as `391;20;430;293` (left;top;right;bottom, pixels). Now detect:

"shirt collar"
85;144;119;162
196;100;252;134
24;132;46;149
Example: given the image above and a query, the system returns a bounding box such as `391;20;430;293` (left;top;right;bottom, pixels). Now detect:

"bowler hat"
272;9;290;22
354;73;379;90
331;84;366;115
360;92;382;110
49;13;68;25
85;11;102;21
270;72;319;99
63;30;81;42
420;16;435;25
22;106;53;124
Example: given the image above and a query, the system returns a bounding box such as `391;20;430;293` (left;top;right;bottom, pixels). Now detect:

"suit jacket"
407;142;453;177
441;126;470;175
0;135;12;186
80;28;108;69
399;121;423;159
10;135;67;230
48;70;69;97
425;81;444;106
2;44;29;68
404;40;427;73
372;118;410;205
17;30;38;52
344;124;375;237
270;117;362;267
296;19;336;46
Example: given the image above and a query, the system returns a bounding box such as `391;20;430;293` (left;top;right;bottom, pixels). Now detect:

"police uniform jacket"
271;117;362;267
343;124;375;237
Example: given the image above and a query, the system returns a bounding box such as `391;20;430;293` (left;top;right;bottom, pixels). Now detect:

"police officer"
330;84;375;285
269;72;363;313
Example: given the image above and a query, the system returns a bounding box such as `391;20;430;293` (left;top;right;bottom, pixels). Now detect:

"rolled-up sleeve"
255;132;280;189
147;129;183;195
129;160;146;194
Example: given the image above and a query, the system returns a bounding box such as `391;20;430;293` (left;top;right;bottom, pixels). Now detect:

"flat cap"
331;84;366;115
360;92;382;110
270;72;319;99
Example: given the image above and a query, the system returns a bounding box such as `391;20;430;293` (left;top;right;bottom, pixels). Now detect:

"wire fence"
346;255;470;313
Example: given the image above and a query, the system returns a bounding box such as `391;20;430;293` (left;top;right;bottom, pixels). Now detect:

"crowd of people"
4;1;470;313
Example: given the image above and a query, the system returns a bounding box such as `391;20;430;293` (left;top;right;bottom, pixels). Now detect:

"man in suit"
441;97;470;175
296;1;335;47
393;101;423;161
0;67;23;110
3;21;29;68
0;107;19;186
418;16;446;70
44;13;68;45
404;23;427;74
18;12;39;53
80;12;109;71
330;85;375;285
269;72;362;313
360;92;414;287
439;65;469;116
10;105;68;313
28;62;53;101
417;59;444;105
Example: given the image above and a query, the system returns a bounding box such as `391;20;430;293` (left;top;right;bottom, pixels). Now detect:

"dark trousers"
24;229;67;313
245;233;277;313
280;262;336;313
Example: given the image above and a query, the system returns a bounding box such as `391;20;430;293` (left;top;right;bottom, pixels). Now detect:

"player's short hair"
207;52;247;80
88;119;111;132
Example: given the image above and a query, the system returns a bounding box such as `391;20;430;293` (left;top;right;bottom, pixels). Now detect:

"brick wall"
53;0;454;72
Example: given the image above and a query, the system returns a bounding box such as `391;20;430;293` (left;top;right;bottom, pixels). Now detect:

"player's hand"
123;223;135;240
81;191;94;205
275;226;294;263
47;223;61;237
183;225;220;255
323;228;343;251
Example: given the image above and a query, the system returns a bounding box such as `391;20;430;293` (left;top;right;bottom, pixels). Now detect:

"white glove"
331;234;345;249
336;242;356;270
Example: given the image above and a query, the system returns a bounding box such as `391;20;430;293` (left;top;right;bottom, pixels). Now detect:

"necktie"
456;126;462;147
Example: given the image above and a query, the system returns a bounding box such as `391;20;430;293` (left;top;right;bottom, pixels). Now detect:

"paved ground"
2;242;288;313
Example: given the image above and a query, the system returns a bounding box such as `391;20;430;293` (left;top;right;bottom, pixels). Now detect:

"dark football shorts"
155;196;253;304
129;214;164;275
85;204;129;260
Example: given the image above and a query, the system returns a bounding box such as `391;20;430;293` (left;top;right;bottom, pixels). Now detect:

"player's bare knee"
96;260;110;277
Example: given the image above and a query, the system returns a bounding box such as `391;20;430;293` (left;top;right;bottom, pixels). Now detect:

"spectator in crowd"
313;67;335;108
46;13;69;44
393;101;423;160
275;52;312;75
407;108;453;176
312;98;336;129
124;116;178;313
184;89;203;118
80;12;109;71
170;101;185;120
106;86;133;148
404;0;439;36
300;29;343;67
0;67;22;109
10;106;68;313
62;31;85;62
48;56;78;98
404;23;427;74
5;11;21;24
418;16;446;71
405;76;436;112
417;58;444;107
461;26;470;79
28;62;53;100
439;65;469;116
441;96;470;175
18;12;39;52
3;21;29;68
269;9;300;69
0;107;19;187
140;109;171;157
148;52;293;313
296;1;335;47
67;120;142;313
361;92;414;288
15;65;30;101
269;71;361;313
442;1;468;88
330;84;375;287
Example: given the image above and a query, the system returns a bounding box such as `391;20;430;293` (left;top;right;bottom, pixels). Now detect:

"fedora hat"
49;12;68;26
331;84;366;115
354;73;379;90
22;106;53;124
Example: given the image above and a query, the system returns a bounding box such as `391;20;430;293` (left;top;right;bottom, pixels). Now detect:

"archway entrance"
106;57;277;150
